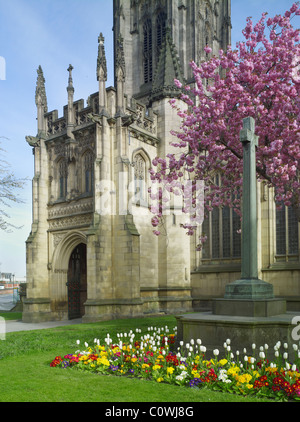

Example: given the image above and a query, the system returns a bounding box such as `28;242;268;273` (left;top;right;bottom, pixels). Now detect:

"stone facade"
23;0;299;323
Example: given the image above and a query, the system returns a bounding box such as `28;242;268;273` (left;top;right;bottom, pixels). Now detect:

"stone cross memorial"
177;117;290;356
213;117;286;316
225;117;274;299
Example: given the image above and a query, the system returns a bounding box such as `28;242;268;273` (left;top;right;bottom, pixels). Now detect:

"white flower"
76;340;80;345
180;341;184;346
259;346;264;352
252;343;256;350
244;355;248;362
275;351;279;357
259;352;265;359
190;339;195;345
84;342;88;348
293;344;298;351
292;364;297;371
176;375;184;381
283;352;288;360
185;343;190;349
200;345;206;353
264;344;269;350
250;357;255;364
243;348;247;354
227;345;231;352
283;343;288;349
285;362;290;370
226;339;231;345
181;371;188;377
196;339;202;345
236;350;240;356
213;349;219;356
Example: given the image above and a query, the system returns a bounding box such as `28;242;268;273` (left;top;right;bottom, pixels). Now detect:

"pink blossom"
150;4;300;239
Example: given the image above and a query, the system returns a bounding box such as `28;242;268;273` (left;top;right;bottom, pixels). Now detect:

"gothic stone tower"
23;0;231;322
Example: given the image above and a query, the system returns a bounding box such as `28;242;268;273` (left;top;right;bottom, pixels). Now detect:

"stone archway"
51;231;87;319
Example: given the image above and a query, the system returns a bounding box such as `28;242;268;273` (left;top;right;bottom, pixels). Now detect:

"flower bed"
50;325;300;401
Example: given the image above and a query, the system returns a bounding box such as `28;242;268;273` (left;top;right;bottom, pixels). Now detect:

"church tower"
113;0;231;104
23;1;232;323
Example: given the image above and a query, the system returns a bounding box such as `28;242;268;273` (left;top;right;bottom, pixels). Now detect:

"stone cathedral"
23;0;300;323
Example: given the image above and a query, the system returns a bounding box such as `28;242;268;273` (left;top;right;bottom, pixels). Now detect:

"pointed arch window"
276;204;299;260
143;18;153;83
133;153;147;206
201;176;241;261
83;151;94;194
156;11;167;56
58;158;68;199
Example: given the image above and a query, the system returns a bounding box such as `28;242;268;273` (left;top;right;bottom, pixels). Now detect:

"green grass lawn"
0;313;274;403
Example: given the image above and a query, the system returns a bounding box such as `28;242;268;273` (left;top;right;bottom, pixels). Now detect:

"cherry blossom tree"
150;3;300;247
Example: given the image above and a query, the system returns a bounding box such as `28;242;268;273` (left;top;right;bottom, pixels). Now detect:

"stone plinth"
224;279;274;300
176;311;298;360
213;297;286;317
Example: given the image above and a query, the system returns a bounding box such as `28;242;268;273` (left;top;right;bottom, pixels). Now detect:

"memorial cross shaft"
240;116;258;280
224;116;274;299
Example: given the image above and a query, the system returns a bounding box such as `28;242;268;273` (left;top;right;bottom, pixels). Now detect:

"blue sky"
0;0;297;278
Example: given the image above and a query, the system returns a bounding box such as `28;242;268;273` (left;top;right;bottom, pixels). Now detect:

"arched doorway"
67;243;87;319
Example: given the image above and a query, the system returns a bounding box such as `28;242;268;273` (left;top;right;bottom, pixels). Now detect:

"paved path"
0;294;83;332
4;318;82;333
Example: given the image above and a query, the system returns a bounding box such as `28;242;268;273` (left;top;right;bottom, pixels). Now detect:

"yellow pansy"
219;359;228;366
167;367;175;374
235;373;252;384
142;363;150;369
97;356;110;366
192;370;200;378
266;366;278;373
227;366;240;376
152;365;161;371
156;377;164;383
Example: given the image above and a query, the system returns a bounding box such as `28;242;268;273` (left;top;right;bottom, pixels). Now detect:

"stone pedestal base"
176;311;298;360
213;298;286;317
224;278;274;300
